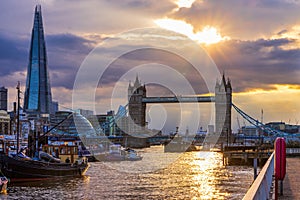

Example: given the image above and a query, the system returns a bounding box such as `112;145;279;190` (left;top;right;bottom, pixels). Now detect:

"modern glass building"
0;86;8;111
24;5;52;118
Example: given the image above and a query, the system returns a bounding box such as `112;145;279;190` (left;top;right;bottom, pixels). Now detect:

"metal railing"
243;152;274;200
286;148;300;155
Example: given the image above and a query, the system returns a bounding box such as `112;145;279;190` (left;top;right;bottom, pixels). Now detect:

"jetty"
222;144;273;166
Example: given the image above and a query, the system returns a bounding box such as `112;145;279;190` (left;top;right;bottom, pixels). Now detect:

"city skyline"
0;1;299;132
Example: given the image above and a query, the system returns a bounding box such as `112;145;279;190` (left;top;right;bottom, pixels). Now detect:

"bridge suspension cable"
232;103;286;137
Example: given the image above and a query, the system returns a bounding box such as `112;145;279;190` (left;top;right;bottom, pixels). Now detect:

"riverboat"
92;144;142;162
0;140;89;182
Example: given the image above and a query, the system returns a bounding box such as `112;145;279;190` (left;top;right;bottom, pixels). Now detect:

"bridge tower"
215;74;232;141
128;75;146;130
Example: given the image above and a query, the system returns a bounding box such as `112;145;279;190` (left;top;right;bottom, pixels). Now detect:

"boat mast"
16;81;21;153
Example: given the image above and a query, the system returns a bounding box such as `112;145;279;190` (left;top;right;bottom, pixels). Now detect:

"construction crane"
236;116;241;133
261;109;264;124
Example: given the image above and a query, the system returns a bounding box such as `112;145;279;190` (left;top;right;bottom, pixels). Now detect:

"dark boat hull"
0;154;89;182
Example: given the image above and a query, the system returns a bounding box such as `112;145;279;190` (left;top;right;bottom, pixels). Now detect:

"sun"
195;26;228;45
175;0;196;8
154;18;230;45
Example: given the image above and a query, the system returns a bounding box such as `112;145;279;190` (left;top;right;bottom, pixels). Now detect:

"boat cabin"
42;144;80;164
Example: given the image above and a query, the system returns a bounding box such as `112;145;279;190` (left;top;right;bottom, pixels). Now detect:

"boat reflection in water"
5;146;252;199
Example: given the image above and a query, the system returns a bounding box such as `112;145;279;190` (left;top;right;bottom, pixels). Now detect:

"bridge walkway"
279;157;300;199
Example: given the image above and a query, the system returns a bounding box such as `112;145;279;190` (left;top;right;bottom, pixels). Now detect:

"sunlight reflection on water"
4;146;253;200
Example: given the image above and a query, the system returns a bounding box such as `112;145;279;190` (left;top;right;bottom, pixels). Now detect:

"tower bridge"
126;74;232;141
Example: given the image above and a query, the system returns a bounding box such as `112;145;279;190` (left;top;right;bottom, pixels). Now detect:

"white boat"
102;145;142;161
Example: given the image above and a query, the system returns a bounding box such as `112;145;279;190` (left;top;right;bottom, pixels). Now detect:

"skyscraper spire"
24;5;52;117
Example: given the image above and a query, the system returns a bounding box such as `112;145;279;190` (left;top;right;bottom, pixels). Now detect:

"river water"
3;146;253;200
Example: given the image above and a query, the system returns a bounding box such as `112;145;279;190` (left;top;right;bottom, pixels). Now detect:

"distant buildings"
238;122;300;136
265;122;300;134
0;110;10;134
76;109;94;119
238;126;257;136
87;110;123;136
51;101;59;114
50;111;77;136
0;87;9;135
0;86;8;111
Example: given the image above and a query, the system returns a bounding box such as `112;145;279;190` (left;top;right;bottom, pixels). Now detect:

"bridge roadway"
142;96;215;103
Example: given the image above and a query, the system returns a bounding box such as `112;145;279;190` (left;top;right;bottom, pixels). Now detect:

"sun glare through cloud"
175;0;196;8
154;18;230;45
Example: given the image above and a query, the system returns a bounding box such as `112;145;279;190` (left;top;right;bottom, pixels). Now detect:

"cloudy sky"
0;0;299;132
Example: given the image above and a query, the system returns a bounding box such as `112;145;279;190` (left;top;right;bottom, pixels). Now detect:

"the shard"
24;5;52;117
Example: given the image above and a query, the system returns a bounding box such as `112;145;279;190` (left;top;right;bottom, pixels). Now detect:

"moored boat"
93;144;142;162
124;148;143;161
0;154;88;182
0;140;89;182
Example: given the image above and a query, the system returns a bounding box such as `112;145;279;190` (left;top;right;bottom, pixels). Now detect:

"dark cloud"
170;0;300;40
0;0;299;113
257;0;300;8
1;29;299;97
104;0;176;15
206;38;300;92
0;32;95;89
95;37;300;95
98;48;209;95
47;33;95;54
47;33;95;89
0;35;26;61
277;29;288;35
0;34;28;78
266;47;300;62
255;38;292;47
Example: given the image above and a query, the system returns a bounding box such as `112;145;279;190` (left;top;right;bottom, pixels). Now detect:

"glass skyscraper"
24;5;52;117
0;86;8;111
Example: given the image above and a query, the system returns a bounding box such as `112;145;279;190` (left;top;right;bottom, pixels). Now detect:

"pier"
222;145;273;166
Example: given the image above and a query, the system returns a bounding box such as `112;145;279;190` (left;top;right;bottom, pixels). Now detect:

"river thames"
4;146;253;199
